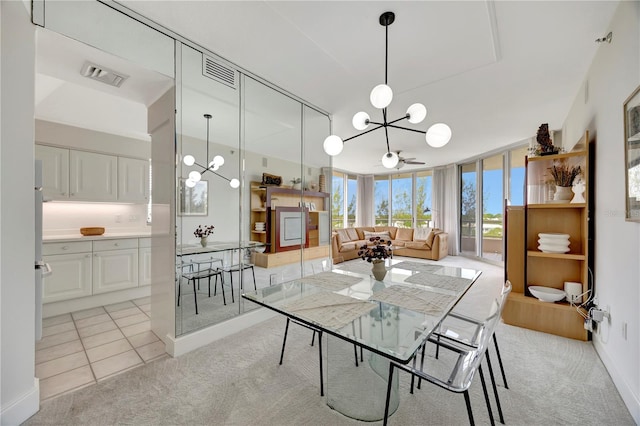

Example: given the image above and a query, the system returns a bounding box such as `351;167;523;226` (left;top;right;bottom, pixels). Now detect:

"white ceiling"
38;1;619;174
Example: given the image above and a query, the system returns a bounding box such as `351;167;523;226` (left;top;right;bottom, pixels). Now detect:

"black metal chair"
219;256;257;303
177;258;225;314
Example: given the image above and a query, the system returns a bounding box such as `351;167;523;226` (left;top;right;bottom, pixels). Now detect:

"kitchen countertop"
43;231;152;243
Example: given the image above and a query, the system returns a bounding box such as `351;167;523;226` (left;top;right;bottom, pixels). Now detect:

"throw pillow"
356;227;375;239
374;226;397;239
363;231;391;241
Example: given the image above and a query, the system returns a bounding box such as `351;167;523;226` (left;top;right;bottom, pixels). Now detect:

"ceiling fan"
377;151;425;169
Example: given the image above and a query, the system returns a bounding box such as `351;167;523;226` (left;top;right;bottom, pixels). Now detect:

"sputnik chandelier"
183;114;240;189
323;11;452;169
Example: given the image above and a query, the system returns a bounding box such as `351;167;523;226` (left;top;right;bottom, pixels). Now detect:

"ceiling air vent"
202;55;237;89
80;61;129;87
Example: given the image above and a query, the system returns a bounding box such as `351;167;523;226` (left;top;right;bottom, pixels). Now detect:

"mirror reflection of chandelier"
323;11;452;169
183;114;240;189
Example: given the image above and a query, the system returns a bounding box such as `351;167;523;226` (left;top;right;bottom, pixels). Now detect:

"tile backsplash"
43;202;150;236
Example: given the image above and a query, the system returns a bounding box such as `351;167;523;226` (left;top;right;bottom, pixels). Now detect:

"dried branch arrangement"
549;163;581;187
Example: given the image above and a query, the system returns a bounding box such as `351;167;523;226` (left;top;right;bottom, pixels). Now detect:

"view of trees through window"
347;176;357;227
332;172;344;229
415;171;432;228
460;163;477;255
391;173;412;227
374;176;389;225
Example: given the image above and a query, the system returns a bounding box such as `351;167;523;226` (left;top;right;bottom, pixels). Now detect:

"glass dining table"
242;260;481;421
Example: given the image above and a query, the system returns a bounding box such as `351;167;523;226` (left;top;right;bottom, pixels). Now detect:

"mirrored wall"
176;44;331;336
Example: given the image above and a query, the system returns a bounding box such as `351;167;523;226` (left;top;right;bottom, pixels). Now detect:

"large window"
332;172;344;229
374;175;389;225
482;154;504;261
391;173;413;227
347;175;357;227
460;163;477;256
509;146;528;206
459;144;528;263
415;171;433;228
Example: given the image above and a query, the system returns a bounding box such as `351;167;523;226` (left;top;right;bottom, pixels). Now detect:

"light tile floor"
36;297;167;401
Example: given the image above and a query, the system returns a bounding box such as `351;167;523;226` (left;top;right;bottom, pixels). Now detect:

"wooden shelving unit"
250;182;330;266
503;131;592;341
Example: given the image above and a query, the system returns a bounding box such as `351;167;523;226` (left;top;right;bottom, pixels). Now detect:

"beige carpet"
25;257;635;425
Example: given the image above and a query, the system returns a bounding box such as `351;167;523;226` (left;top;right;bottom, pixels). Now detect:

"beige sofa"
331;226;448;264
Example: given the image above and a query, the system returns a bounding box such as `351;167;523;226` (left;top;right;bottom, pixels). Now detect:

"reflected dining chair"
219;249;257;303
383;281;511;426
178;258;226;314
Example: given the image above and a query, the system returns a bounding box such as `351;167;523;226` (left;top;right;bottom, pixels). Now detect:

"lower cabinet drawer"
42;252;93;303
92;248;139;294
43;241;93;256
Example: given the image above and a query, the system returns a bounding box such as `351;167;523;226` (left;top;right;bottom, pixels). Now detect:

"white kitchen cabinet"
138;237;152;286
42;241;93;303
70;150;118;201
92;239;138;294
118;157;150;202
35;145;70;200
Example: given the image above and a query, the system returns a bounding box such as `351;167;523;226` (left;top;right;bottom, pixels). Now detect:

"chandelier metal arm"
343;124;384;142
387;124;427;135
369;115;411;127
210;170;232;183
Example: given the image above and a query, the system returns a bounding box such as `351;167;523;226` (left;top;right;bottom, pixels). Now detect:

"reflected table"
242;261;481;421
176;240;266;257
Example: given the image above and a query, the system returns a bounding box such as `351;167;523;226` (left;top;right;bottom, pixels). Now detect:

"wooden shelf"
251;208;266;212
503;292;588;340
527;250;586;260
251;230;266;234
527;203;586;209
527;150;587;162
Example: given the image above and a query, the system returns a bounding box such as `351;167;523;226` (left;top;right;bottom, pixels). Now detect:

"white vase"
554;185;573;201
571;182;586;203
200;236;208;247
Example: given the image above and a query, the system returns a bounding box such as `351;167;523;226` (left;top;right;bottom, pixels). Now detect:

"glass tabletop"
242;262;481;364
177;241;266;256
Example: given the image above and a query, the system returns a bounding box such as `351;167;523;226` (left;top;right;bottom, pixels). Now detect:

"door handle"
35;261;52;275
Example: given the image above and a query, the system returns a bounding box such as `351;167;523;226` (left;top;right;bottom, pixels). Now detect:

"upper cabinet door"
69;150;117;201
36;145;70;200
118;157;150;202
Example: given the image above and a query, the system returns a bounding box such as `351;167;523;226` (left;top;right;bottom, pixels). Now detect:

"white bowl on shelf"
529;286;566;302
538;244;570;254
538;233;570;240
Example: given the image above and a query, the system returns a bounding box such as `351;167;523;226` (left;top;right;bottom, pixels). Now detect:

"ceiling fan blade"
405;160;425;165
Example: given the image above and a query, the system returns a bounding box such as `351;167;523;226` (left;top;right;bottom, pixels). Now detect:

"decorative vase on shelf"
554;185;573;201
200;236;208;247
571;182;586;203
371;260;387;281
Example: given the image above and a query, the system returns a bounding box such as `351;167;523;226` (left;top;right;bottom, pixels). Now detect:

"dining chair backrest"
476;280;512;354
182;257;221;279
